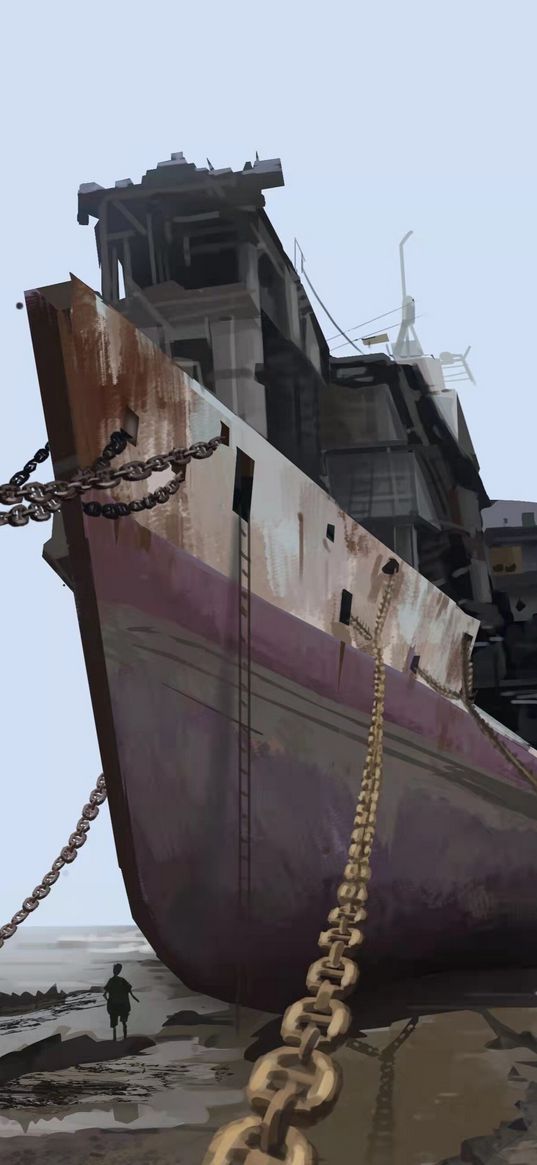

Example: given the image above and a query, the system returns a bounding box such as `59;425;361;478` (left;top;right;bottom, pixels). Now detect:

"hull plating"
88;512;537;1011
28;278;537;1013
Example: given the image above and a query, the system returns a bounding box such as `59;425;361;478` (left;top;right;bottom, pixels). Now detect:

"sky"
1;0;536;930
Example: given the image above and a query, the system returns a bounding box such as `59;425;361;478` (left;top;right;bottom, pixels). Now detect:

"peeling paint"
62;277;479;692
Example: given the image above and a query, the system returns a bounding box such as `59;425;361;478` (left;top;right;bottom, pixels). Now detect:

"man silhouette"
103;963;139;1041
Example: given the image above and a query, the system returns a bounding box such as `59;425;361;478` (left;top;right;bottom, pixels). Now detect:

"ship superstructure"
77;152;522;732
475;501;537;746
78;154;326;487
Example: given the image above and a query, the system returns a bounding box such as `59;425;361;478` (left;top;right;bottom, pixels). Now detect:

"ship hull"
86;510;537;1012
27;277;537;1014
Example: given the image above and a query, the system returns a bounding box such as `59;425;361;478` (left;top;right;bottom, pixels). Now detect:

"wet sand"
2;929;537;1163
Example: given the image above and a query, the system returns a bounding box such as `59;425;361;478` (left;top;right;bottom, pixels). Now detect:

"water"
1;926;537;1163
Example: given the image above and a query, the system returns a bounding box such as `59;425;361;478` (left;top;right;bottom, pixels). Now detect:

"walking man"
103;962;139;1041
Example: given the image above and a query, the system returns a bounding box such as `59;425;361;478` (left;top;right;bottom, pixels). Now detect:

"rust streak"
298;511;304;580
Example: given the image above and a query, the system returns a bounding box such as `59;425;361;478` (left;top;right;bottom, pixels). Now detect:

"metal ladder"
236;512;252;1018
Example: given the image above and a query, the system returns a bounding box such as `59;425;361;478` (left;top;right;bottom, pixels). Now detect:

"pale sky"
1;0;535;928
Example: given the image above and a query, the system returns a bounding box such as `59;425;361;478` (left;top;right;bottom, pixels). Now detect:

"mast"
391;232;475;385
392;231;424;360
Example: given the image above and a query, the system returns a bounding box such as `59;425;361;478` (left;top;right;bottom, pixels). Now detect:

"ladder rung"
238;516;251;894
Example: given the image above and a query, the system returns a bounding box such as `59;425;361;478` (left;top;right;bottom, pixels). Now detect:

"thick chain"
417;637;537;795
1;427;223;942
348;1016;419;1060
203;560;399;1165
350;1019;418;1165
7;442;51;488
0;775;107;949
0;432;223;527
81;464;187;520
350;612;373;643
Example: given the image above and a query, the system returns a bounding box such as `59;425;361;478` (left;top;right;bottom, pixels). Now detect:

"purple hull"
88;515;537;1010
28;278;537;1012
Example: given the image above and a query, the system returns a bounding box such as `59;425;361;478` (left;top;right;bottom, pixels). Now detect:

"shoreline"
2;932;537;1163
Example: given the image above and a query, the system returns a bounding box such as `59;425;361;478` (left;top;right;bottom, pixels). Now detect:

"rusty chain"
0;775;107;949
203;559;399;1165
349;612;373;643
417;637;537;796
0;430;224;527
348;1016;419;1061
349;1019;418;1165
0;426;223;945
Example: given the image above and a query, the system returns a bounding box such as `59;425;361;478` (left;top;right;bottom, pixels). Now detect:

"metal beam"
112;199;147;236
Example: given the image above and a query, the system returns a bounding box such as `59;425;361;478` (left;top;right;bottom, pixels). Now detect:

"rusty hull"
35;277;478;686
24;277;537;1011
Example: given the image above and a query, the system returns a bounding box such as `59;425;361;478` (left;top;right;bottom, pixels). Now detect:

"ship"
21;152;537;1014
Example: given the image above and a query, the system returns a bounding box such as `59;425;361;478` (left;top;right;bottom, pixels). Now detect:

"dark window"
339;589;353;625
326;523;335;542
522;512;536;527
232;449;255;522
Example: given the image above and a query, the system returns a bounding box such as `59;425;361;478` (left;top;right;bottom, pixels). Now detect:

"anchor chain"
0;430;223;527
203;559;399;1165
417;637;537;796
349;1018;419;1165
1;427;224;945
0;774;107;949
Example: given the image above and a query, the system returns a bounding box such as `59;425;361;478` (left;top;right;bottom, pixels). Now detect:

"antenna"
392;237;475;384
399;230;413;301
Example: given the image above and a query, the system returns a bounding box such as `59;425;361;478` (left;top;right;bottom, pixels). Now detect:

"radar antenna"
438;345;476;386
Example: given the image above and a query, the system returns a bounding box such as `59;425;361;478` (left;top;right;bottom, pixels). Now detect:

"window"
522;512;536;527
232;449;255;522
339;589;353;625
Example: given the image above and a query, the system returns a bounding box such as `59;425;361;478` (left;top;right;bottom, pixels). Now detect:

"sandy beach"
2;927;537;1163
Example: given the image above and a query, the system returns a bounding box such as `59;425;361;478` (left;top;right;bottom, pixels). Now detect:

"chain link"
7;442;51;488
0;774;107;948
1;426;223;943
0;431;223;527
348;1016;419;1060
349;1015;418;1165
416;636;537;795
203;559;399;1165
349;613;373;643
